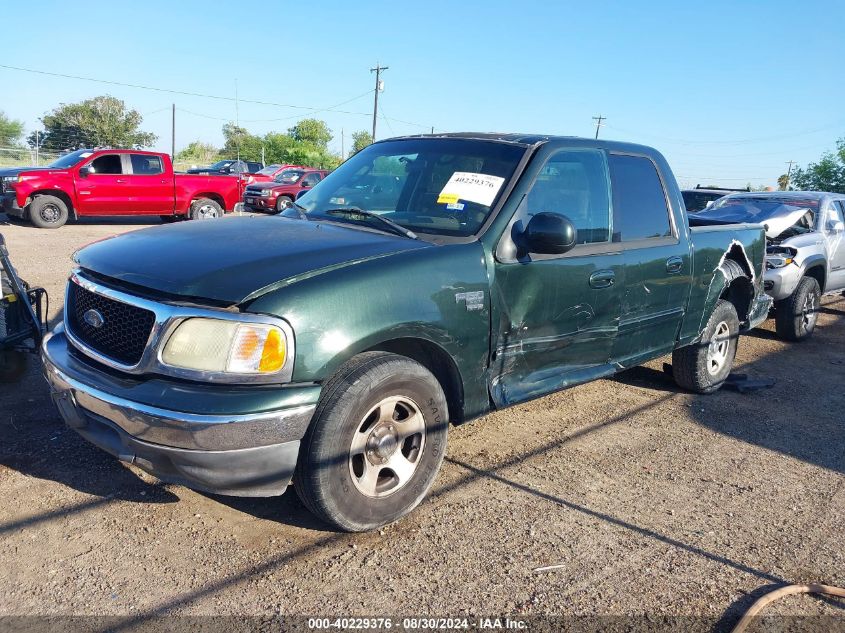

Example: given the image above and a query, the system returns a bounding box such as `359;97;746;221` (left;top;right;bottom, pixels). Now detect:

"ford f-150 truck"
42;133;771;531
243;168;330;212
1;149;243;228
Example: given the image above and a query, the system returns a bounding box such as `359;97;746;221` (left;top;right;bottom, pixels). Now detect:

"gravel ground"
1;213;844;632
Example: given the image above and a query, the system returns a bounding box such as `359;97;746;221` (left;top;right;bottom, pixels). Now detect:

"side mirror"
301;181;311;188
827;219;845;233
523;212;576;255
79;166;92;178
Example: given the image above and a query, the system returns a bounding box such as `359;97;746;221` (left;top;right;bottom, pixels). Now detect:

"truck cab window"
608;154;672;241
302;173;321;187
828;201;844;226
130;154;163;175
525;149;611;244
90;154;123;175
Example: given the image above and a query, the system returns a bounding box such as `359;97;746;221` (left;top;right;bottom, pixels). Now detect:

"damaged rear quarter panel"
679;225;767;344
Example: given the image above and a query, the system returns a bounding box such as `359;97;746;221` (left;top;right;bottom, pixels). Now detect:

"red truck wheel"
190;198;223;220
29;195;69;229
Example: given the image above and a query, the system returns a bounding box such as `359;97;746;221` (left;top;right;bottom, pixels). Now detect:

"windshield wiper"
277;201;308;220
325;207;418;240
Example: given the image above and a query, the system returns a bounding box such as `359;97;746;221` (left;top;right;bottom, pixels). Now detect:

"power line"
0;63;377;115
604;120;845;146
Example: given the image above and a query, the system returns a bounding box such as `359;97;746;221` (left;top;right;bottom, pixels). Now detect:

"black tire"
294;352;449;532
774;276;820;341
28;195;69;229
0;350;28;383
189;198;223;220
672;299;739;394
275;196;293;212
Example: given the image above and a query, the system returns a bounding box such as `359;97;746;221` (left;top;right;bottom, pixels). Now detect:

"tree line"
0;95;374;168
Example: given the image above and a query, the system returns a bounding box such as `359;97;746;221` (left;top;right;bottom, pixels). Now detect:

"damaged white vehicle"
690;191;845;340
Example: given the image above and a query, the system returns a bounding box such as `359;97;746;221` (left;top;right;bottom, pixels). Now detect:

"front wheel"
189;198;223;220
774;276;820;341
275;196;293;212
672;299;739;394
29;195;69;229
294;352;449;532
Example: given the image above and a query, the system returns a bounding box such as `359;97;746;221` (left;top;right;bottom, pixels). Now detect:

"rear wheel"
275;196;293;212
775;276;820;341
29;195;68;229
189;198;223;220
294;352;449;532
672;299;739;394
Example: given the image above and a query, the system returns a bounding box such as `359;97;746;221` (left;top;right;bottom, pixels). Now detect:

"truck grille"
245;185;266;195
66;280;156;366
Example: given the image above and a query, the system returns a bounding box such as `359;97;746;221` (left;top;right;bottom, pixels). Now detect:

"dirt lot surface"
1;213;844;632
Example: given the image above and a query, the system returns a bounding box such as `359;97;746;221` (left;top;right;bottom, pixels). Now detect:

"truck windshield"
47;149;95;169
208;160;233;170
257;164;281;176
294;138;526;237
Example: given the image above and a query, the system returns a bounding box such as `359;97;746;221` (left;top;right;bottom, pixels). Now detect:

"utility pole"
171;104;175;161
431;126;434;134
592;115;605;139
235;79;240;161
785;160;795;190
34;130;39;166
370;62;388;141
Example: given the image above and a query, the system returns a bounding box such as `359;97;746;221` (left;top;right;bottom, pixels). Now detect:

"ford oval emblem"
83;309;105;329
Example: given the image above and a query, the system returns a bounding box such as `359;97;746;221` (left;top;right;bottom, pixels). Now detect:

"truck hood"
0;166;53;178
73;216;431;305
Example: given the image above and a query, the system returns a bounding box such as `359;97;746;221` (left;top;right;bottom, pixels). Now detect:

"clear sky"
2;0;843;188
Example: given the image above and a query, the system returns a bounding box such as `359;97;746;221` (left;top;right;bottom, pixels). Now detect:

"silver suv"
691;191;845;340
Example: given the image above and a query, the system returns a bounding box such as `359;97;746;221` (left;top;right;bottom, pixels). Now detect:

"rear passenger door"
608;153;691;366
125;154;173;214
75;153;130;215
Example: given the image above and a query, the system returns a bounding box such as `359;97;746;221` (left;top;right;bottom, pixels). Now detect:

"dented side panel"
678;225;768;345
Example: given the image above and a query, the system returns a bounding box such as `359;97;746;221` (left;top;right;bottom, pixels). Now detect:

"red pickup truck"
0;149;243;229
242;168;329;212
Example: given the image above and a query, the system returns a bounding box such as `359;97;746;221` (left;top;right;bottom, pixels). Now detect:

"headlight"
766;255;794;269
260;189;272;196
161;318;287;375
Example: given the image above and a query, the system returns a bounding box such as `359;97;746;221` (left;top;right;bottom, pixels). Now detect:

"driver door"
490;148;624;406
75;153;130;215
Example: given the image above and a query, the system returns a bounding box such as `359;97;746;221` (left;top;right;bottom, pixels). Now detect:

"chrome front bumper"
42;328;317;497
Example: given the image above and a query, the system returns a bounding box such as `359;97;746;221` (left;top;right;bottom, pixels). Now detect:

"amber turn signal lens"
259;327;285;372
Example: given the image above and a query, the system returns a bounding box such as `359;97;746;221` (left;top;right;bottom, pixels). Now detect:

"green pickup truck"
42;134;771;531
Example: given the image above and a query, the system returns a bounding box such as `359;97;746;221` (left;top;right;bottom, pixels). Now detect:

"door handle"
589;269;615;289
115;179;127;184
666;256;683;274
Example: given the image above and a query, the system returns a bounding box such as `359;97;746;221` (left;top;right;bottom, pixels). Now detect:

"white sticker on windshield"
437;172;505;207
